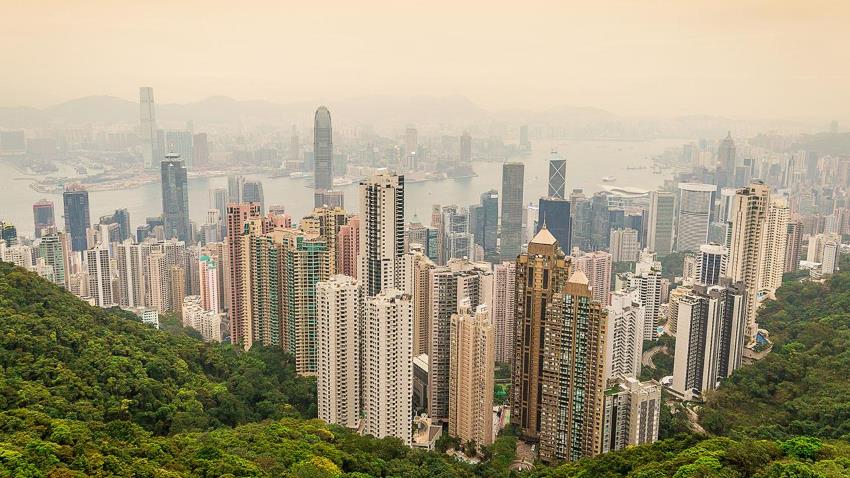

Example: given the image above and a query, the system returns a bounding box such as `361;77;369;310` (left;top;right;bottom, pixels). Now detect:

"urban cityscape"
1;3;849;476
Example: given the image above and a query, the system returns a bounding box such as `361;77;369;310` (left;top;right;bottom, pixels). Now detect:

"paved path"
641;345;668;368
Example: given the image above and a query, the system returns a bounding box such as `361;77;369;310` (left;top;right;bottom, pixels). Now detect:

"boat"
601;176;616;182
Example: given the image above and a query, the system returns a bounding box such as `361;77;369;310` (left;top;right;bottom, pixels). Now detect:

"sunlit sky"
2;0;849;119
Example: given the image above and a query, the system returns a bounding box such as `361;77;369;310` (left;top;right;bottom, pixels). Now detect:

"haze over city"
3;1;850;121
1;2;850;476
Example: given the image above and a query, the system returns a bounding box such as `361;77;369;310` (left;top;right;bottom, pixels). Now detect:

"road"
641;345;668;368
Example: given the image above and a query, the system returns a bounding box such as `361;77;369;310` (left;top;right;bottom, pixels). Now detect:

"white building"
675;183;715;252
605;289;645;380
181;295;222;342
316;275;363;430
85;244;115;308
602;377;661;453
363;289;413;445
759;199;789;296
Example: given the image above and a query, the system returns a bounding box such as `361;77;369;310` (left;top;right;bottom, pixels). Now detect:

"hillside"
701;257;850;440
0;261;316;436
1;261;849;476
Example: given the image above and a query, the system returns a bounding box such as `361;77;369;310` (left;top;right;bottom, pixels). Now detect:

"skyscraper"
547;153;566;199
363;289;413;445
675;183;715;252
727;181;769;338
85;243;115;308
472;190;499;261
242;180;265;214
590;192;611;250
759;199;789;295
492;261;516;363
537;197;571;253
448;302;495;448
228;175;244;204
539;270;607;462
278;229;330;374
226;203;262;348
161;153;190;242
500;162;524;260
573;250;612;306
570;190;592;251
647;191;675;256
337;216;360;279
428;259;492;422
605;289;645;380
358;171;405;296
37;232;69;288
718;132;736;185
165;131;194;169
460;131;472;162
511;226;571;444
316;275;362;429
63;185;91;252
784;220;803;273
192;132;209;169
314;106;333;199
32;199;55;238
140;87;158;170
671;282;746;400
695;243;728;286
602;377;661;453
610;228;639;262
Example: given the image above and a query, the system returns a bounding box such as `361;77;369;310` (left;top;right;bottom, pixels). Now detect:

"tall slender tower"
539;269;607;462
226;203;262;348
316;275;362;429
511;226;571;444
358;171;405;296
448;302;495;447
363;289;413;445
140;87;158;170
161;153;190;242
727;181;769;338
314;106;333;197
718;132;736;186
492;261;516;363
500;162;525;260
759;199;789;296
63;185;91;252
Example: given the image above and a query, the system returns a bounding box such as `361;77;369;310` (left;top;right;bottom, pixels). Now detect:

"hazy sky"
2;1;849;119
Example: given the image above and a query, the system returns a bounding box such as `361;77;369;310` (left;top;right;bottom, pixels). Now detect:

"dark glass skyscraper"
314;106;333;196
161;153;190;242
242;180;265;214
32;199;55;238
63;185;90;252
472;190;499;261
537;197;571;253
500;162;524;260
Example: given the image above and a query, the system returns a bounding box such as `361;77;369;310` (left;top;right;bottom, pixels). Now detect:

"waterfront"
0;138;682;237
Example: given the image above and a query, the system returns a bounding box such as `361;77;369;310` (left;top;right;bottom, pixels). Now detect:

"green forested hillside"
701;258;850;440
2;260;849;477
0;261;316;436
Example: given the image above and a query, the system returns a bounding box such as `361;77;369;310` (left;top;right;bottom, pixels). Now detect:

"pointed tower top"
568;269;589;285
531;224;557;245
